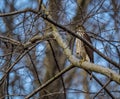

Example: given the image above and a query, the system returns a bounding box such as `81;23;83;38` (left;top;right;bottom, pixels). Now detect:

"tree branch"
0;33;53;50
41;14;120;69
0;9;119;68
50;24;120;84
0;42;40;86
38;0;43;11
25;64;74;99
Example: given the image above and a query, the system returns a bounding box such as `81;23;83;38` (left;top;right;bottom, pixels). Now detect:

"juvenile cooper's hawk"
75;25;94;63
75;25;93;79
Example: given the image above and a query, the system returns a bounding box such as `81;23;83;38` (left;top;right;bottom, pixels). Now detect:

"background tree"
0;0;120;99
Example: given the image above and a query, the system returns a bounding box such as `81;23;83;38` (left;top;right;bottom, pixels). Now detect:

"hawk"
75;25;94;63
75;25;93;79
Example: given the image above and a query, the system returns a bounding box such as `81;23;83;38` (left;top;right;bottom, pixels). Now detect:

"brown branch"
0;33;54;97
27;52;49;96
93;79;112;99
38;0;43;11
50;25;115;98
86;71;115;99
27;53;42;85
0;8;35;17
25;65;74;99
48;40;66;99
32;21;115;98
0;42;39;86
0;9;119;98
0;35;21;46
41;14;120;69
0;33;53;50
0;9;119;68
50;25;120;84
25;63;116;99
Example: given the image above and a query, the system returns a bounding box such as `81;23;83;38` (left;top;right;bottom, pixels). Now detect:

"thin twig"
86;71;115;99
38;0;43;11
0;42;40;86
0;9;119;68
41;14;120;69
48;40;66;99
93;79;112;99
25;65;74;99
27;53;42;85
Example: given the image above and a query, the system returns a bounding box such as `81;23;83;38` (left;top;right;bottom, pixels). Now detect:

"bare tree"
0;0;120;99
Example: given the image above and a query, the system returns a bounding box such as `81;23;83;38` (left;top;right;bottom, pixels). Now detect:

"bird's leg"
89;71;92;80
80;54;87;62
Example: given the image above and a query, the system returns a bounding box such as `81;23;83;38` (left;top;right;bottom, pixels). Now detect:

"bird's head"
76;25;85;32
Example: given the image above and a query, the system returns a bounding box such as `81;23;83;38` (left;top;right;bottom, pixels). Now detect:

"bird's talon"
79;58;86;65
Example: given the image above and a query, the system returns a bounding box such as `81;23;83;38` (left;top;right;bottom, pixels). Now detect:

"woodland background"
0;0;120;99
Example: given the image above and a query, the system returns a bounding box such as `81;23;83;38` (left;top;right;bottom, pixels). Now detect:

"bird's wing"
84;33;94;63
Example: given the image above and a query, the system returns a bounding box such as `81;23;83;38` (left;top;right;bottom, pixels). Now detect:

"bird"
75;25;94;79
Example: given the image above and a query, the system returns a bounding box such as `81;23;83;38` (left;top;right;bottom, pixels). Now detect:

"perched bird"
75;25;94;79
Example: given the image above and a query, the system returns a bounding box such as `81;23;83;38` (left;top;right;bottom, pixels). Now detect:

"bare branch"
0;8;35;17
93;79;111;99
50;24;120;84
25;65;74;99
0;35;21;46
0;9;119;69
38;0;43;11
48;40;66;99
41;14;120;69
0;42;40;86
0;33;53;50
